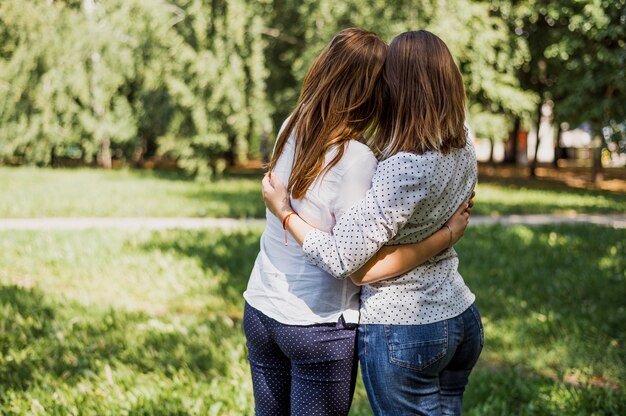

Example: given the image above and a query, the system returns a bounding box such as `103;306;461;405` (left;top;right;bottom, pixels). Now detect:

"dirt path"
1;214;625;230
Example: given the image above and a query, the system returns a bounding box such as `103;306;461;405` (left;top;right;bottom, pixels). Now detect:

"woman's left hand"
445;197;472;245
262;173;293;220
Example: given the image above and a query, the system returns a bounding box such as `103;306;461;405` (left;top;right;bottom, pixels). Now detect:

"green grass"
473;181;626;216
459;224;625;415
1;167;625;218
0;167;264;218
1;224;624;414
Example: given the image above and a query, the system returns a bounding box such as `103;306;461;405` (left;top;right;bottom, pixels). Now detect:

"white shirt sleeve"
302;152;437;279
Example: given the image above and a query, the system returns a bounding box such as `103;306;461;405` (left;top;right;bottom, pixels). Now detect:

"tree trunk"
553;122;562;168
98;137;112;169
225;134;237;166
50;145;57;167
529;101;543;177
591;133;603;183
132;137;146;166
488;138;495;163
504;117;520;165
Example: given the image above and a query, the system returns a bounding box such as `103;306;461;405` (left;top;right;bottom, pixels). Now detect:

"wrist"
282;211;297;229
280;209;295;223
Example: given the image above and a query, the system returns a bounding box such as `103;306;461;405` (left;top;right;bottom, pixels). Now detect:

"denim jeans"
358;304;484;416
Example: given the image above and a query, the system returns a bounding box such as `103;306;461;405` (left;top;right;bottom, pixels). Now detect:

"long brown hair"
373;30;466;158
269;28;387;199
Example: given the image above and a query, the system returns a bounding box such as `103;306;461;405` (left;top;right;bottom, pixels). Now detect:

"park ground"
0;165;625;415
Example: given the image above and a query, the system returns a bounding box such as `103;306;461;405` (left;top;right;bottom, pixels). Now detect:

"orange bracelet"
282;211;297;229
282;212;297;246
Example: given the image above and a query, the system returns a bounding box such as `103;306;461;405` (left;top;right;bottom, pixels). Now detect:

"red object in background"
518;130;528;162
504;129;528;164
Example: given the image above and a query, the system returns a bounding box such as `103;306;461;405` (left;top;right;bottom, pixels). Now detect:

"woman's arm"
262;166;474;281
350;200;471;286
264;152;469;278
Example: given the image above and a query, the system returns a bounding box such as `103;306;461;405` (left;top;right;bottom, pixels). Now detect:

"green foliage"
493;0;626;135
0;0;270;176
0;0;624;169
0;224;624;414
260;0;537;141
158;0;270;175
545;0;626;132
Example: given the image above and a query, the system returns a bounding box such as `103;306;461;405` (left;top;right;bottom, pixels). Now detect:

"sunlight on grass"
0;223;624;414
1;167;625;219
0;167;263;218
457;224;625;414
473;182;626;215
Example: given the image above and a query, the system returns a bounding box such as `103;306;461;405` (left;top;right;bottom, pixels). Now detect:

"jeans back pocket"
384;322;448;371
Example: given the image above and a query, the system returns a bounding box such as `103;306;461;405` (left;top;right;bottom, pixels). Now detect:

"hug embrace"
243;28;483;416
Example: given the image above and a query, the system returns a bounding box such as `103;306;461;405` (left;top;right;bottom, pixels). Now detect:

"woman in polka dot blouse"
245;28;473;416
263;30;482;415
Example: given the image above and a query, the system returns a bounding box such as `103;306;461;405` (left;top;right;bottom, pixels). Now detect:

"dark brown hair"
268;28;387;199
373;30;466;158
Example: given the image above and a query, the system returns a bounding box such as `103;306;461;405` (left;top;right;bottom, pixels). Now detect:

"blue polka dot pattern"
243;302;358;415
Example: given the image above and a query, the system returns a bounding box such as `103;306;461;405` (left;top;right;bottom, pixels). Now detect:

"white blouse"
302;138;478;325
243;123;378;325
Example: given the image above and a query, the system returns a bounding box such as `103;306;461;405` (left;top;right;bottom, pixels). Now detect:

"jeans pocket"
469;304;485;347
384;322;448;371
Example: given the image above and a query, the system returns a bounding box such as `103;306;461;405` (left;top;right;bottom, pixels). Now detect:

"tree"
263;0;536;157
151;0;270;176
494;0;625;178
547;0;626;180
0;0;272;176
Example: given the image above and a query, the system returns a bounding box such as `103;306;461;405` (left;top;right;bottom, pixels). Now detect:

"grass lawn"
1;167;625;218
0;167;264;219
1;224;624;414
474;181;626;216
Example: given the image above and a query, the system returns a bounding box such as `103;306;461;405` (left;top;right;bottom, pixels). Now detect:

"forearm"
350;227;451;286
284;213;314;246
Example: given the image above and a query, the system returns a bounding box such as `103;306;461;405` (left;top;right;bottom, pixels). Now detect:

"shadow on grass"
458;224;624;332
128;168;193;182
0;283;246;392
140;229;261;310
455;223;625;410
130;168;263;182
126;168;266;218
464;365;626;415
183;188;266;218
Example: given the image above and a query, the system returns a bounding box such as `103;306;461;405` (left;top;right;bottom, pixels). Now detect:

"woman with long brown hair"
263;30;481;415
245;28;472;415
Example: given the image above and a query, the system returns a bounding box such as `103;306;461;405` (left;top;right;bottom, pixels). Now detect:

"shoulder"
333;140;378;175
376;151;439;179
344;140;377;163
276;116;296;149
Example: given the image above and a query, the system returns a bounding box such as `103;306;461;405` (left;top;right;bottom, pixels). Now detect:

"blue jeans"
243;302;359;416
358;304;484;416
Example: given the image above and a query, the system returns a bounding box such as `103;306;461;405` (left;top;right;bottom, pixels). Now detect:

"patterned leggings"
243;302;358;416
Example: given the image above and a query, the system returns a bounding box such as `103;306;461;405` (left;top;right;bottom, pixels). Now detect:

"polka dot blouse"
302;138;478;325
